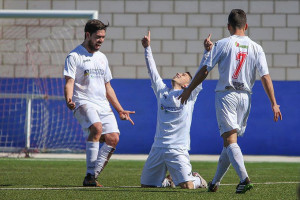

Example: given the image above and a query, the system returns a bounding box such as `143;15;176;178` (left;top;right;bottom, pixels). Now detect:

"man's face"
86;29;106;52
172;72;191;88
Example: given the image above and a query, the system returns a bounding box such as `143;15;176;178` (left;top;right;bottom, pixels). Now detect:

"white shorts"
140;147;196;187
74;104;120;136
215;90;251;136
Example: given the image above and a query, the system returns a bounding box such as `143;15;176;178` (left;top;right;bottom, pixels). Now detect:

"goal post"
0;10;98;20
0;10;98;156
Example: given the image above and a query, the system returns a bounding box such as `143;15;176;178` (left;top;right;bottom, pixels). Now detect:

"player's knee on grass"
179;181;194;189
103;133;119;148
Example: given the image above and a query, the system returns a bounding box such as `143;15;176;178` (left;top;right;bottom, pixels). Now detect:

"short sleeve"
204;39;228;72
256;49;269;77
103;56;113;83
64;54;77;79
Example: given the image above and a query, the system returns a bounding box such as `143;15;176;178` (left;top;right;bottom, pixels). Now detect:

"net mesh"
0;17;89;155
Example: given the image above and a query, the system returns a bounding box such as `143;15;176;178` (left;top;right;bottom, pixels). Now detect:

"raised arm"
178;34;213;104
64;76;76;110
105;81;135;125
141;30;165;94
261;74;282;122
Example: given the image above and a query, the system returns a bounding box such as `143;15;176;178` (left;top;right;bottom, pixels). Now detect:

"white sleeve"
256;48;269;77
104;56;113;83
188;51;210;101
64;54;77;79
204;39;227;72
145;46;166;95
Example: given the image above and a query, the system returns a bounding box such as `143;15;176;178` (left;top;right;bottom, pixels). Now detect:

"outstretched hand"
204;34;213;51
119;110;135;125
178;88;192;105
272;105;282;122
141;30;150;48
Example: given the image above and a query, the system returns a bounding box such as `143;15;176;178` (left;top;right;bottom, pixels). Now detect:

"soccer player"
140;30;207;189
64;19;135;187
179;9;282;193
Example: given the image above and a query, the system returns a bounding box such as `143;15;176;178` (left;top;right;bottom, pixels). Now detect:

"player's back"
210;35;268;93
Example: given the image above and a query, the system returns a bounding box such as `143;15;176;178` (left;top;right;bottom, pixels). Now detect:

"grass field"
0;158;299;200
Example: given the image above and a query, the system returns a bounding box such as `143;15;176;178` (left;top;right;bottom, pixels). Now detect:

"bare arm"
64;76;76;110
178;66;209;104
105;81;135;125
261;74;282;122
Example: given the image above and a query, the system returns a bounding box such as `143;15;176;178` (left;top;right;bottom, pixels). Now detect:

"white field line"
0;182;299;190
1;153;300;163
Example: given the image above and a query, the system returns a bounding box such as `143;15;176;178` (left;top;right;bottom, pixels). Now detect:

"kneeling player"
140;31;208;189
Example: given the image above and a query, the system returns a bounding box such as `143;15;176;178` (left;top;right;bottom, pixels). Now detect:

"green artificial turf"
0;158;299;200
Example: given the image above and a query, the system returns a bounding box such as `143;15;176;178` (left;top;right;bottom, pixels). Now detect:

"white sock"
226;143;248;182
94;143;115;178
212;147;231;184
161;178;171;187
193;176;201;189
86;141;99;175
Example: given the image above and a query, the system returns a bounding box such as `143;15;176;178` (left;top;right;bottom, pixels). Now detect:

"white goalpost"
0;10;98;156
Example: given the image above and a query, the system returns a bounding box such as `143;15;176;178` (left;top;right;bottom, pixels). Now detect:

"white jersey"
204;35;269;93
64;45;112;110
145;46;203;150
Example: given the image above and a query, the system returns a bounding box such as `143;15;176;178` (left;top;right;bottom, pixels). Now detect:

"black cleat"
83;173;103;187
207;181;219;192
236;177;253;194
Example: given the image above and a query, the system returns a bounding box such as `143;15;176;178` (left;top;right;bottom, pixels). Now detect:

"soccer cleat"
207;181;219;192
236;177;253;194
164;174;176;188
83;173;103;187
192;172;207;188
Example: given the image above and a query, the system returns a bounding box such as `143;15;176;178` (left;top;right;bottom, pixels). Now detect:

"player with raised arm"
64;19;135;187
179;9;282;193
140;30;208;189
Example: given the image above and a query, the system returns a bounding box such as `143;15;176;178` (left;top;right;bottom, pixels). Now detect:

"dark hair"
84;19;109;39
186;72;192;80
228;9;247;30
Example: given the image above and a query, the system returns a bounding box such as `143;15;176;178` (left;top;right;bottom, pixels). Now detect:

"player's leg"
94;111;120;179
94;133;118;178
141;148;167;187
166;149;207;189
222;129;249;182
74;104;103;187
208;147;230;192
233;91;253;193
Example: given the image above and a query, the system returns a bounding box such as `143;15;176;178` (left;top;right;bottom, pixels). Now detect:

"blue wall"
0;78;299;155
112;79;300;156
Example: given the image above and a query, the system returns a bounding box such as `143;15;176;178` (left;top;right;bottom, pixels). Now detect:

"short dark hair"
84;19;109;39
228;9;247;30
186;72;192;80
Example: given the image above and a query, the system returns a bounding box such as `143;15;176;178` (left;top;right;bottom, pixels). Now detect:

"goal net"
0;10;98;156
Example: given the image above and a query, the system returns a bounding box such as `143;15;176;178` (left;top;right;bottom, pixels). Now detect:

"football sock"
161;178;171;187
212;147;231;184
193;176;201;189
94;143;115;178
86;141;99;175
226;143;248;182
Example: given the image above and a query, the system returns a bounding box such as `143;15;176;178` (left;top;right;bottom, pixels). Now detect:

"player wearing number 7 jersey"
179;9;282;194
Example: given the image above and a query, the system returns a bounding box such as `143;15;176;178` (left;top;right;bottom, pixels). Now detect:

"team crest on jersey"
235;41;248;49
84;70;89;76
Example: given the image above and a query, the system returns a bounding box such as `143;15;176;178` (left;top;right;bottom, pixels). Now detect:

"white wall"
0;0;299;80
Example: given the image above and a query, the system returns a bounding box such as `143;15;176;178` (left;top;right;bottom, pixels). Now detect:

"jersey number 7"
232;52;248;79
